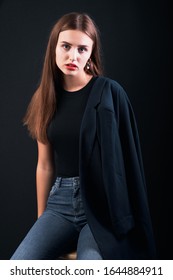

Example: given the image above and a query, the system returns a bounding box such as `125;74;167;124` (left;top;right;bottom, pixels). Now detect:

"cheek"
55;53;59;66
83;50;92;62
55;49;59;61
81;54;91;64
55;48;61;59
55;49;65;65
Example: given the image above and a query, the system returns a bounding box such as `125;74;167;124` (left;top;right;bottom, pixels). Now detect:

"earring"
86;61;90;70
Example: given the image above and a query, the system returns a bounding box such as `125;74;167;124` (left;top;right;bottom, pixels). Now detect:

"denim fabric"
10;176;102;260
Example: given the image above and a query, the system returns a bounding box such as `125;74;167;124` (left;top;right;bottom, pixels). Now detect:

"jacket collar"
84;76;107;108
79;76;107;170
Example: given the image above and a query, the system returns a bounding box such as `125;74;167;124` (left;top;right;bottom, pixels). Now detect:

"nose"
69;48;77;61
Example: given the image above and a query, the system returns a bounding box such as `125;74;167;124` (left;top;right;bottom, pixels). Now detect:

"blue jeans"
10;177;102;260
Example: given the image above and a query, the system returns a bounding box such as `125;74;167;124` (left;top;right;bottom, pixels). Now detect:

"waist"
55;176;80;188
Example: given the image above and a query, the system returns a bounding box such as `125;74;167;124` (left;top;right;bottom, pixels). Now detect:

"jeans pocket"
49;179;60;196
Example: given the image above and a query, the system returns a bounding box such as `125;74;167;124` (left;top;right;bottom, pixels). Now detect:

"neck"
62;74;93;92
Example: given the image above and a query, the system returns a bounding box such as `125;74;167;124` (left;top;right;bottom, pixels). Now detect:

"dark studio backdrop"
0;0;172;260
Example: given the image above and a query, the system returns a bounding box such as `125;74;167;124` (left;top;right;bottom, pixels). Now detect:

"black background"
0;0;172;259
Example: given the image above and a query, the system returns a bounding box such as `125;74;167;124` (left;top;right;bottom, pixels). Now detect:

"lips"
65;63;78;70
66;63;77;67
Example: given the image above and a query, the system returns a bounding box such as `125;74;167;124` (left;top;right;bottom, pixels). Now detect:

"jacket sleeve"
113;82;147;189
111;81;151;222
97;79;151;237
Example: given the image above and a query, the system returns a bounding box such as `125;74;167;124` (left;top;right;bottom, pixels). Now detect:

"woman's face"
55;29;93;78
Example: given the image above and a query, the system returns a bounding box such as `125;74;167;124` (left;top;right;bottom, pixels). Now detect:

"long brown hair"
23;12;104;143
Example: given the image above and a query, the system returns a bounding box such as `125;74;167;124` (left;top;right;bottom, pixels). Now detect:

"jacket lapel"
79;77;107;169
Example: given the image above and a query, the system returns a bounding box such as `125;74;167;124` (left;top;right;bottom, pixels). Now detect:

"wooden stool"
58;251;77;260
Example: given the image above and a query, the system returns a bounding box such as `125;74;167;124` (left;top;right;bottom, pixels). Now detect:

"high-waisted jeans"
10;176;102;260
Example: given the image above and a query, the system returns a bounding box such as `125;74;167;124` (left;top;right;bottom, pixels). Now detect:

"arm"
36;140;55;218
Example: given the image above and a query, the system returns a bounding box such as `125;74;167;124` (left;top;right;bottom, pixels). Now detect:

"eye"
78;47;87;53
62;44;70;50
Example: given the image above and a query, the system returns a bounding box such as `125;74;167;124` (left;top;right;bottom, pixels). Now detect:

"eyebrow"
60;41;89;48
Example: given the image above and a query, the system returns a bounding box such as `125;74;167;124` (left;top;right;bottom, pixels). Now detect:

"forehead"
58;30;93;46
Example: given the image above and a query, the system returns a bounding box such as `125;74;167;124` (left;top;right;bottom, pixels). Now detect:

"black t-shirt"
47;77;97;177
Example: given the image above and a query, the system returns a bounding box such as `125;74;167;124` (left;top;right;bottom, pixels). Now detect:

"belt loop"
73;176;79;186
57;176;62;188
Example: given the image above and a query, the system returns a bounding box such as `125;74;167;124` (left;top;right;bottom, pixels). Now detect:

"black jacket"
79;76;156;259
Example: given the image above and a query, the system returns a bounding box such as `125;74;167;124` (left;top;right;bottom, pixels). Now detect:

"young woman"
11;12;156;260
